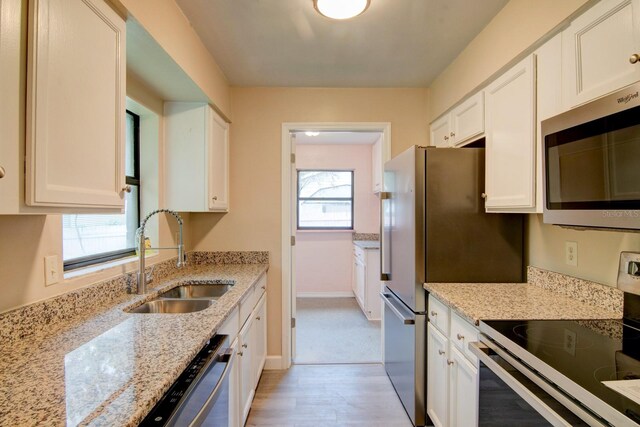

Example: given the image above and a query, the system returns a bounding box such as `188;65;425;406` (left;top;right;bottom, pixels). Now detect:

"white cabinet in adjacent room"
352;244;381;321
165;102;229;212
372;136;383;193
484;54;536;212
562;0;640;108
430;92;484;148
25;0;126;209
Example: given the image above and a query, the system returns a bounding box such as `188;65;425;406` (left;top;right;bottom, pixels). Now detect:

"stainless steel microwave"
542;81;640;230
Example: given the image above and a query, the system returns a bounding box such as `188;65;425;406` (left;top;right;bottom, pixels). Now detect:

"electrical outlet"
44;255;60;286
565;241;578;267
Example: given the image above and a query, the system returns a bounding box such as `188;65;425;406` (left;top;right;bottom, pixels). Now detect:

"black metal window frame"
63;110;141;271
297;169;355;231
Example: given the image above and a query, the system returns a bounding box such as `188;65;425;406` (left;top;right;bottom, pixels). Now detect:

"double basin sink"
127;281;233;314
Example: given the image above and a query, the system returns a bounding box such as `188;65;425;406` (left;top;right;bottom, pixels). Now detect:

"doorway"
280;123;391;368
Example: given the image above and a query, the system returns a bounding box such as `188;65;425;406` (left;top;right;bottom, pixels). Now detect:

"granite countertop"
0;262;268;427
424;282;622;326
353;240;380;250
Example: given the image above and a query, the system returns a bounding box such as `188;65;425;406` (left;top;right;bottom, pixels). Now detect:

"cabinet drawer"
255;274;267;299
219;306;240;338
428;295;450;335
239;286;257;327
450;312;479;365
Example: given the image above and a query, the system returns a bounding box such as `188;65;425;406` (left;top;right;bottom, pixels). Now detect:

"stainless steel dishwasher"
140;335;234;427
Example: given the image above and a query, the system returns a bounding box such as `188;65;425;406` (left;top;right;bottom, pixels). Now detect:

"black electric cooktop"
482;317;640;425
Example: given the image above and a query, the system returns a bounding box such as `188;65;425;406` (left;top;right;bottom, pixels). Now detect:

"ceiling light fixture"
305;131;320;136
313;0;371;20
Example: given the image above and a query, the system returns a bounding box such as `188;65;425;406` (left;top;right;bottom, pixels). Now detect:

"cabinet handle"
242;343;248;348
256;316;261;320
0;166;5;179
261;286;266;290
447;360;454;366
238;351;243;356
121;185;132;193
450;132;455;137
457;333;464;341
630;54;640;64
444;135;449;141
481;193;488;199
438;350;445;356
212;196;218;201
430;311;437;316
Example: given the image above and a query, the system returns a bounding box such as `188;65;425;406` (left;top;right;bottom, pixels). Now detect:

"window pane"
298;199;352;228
125;113;135;177
63;186;138;261
298;171;352;198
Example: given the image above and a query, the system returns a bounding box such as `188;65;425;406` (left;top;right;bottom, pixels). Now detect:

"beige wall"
428;0;640;286
117;0;231;118
0;75;189;313
429;0;589;120
189;87;429;356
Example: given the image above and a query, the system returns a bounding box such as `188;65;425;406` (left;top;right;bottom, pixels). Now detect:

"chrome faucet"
136;209;186;294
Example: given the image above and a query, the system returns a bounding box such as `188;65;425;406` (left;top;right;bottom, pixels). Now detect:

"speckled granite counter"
424;267;623;326
0;259;268;426
353;240;380;250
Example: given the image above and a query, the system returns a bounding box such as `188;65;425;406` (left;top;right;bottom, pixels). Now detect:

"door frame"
280;122;391;369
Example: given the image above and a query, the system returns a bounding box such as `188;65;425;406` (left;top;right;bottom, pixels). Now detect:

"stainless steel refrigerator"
380;145;523;427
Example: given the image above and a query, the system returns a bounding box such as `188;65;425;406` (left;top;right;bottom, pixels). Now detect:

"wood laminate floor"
246;364;413;427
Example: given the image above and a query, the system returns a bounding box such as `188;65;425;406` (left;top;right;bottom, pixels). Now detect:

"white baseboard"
264;355;285;370
296;291;354;298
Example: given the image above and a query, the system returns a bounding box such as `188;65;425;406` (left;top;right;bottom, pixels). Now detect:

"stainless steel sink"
159;282;233;300
127;299;214;314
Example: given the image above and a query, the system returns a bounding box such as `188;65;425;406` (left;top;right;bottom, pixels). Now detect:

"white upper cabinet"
430;114;452;147
430;92;484;148
25;0;126;209
484;55;536;212
165;102;230;212
450;92;485;146
563;0;640;108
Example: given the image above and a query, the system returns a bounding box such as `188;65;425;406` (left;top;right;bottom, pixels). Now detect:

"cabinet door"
355;258;366;309
451;92;484;146
485;55;536;211
238;317;255;425
449;347;478;427
253;294;267;387
228;338;240;427
365;249;381;320
26;0;126;208
430;114;451;147
562;0;640;108
208;107;229;211
427;323;449;427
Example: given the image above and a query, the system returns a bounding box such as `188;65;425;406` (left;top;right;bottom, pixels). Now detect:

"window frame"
63;110;141;271
296;169;355;231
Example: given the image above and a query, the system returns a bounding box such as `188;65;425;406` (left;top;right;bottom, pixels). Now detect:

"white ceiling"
295;131;381;145
175;0;508;87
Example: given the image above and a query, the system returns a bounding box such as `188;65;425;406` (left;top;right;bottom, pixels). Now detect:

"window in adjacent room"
62;111;141;270
297;170;354;230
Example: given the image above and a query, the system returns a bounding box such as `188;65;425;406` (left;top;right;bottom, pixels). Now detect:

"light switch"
44;255;60;286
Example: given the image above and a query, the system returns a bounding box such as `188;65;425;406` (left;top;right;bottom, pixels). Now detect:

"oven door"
469;341;603;427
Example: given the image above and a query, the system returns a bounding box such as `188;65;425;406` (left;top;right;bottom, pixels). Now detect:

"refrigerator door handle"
380;292;415;325
380;192;391;281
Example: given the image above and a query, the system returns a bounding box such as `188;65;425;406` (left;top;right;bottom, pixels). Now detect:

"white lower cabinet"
352;244;381;321
219;273;267;426
427;295;480;427
427;323;450;427
449;347;479;427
